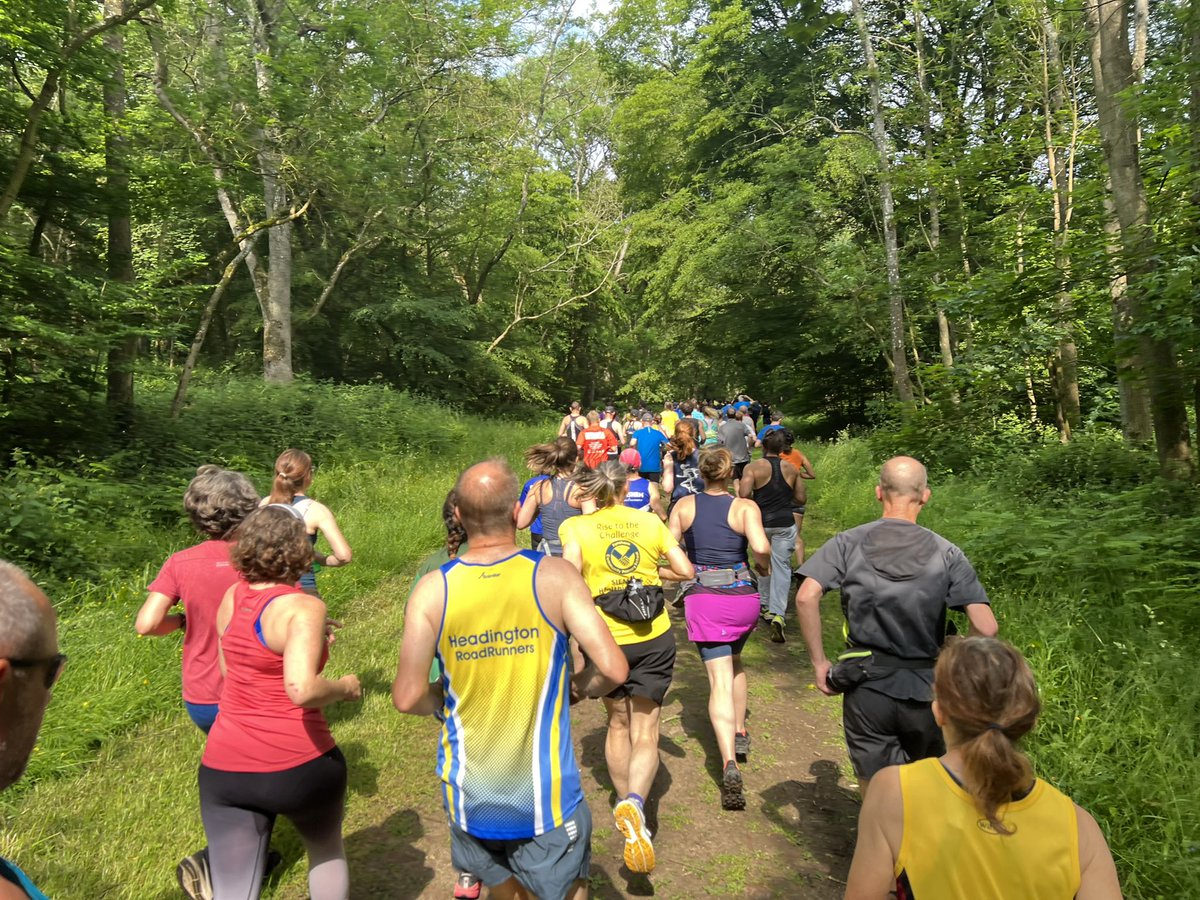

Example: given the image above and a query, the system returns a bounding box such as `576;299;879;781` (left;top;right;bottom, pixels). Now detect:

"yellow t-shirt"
660;410;680;434
896;757;1081;899
558;504;678;645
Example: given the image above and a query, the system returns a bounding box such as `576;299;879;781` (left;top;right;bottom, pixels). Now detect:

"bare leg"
624;696;663;800
703;656;736;764
732;655;747;735
603;696;632;798
488;878;534;900
792;512;805;566
563;879;590;900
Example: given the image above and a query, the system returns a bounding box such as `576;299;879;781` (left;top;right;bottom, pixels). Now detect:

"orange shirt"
578;426;618;468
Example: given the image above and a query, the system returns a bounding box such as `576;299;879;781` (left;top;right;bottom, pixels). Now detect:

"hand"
339;674;362;701
753;560;771;578
813;660;835;696
324;617;343;646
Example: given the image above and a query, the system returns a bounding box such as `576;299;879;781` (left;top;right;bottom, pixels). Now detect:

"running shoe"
176;849;213;900
769;614;785;643
721;761;746;811
453;871;482;899
613;798;656;873
735;730;751;762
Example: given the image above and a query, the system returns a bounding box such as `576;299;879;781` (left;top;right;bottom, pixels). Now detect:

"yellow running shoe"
613;798;656;873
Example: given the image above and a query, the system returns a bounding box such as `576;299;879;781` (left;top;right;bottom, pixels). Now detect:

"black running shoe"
735;730;750;763
721;761;746;811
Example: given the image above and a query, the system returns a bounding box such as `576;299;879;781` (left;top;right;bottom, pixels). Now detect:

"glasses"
7;653;67;689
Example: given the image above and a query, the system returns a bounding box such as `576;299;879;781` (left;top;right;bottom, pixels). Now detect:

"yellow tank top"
896;758;1081;900
557;504;677;645
435;550;583;839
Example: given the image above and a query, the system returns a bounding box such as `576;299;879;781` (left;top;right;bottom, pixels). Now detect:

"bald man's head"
0;561;58;792
878;456;929;503
454;459;520;539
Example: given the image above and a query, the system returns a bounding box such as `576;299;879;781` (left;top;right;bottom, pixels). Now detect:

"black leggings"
199;747;348;900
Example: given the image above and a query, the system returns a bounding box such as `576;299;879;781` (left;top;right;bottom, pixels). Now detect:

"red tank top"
202;582;335;772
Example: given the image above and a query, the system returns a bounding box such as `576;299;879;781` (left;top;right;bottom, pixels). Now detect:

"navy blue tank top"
683;492;748;566
624;477;651;512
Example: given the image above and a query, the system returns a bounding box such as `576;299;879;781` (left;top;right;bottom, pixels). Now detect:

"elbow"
391;681;422;714
134;617;156;636
286;679;318;707
676;560;695;580
336;550;352;565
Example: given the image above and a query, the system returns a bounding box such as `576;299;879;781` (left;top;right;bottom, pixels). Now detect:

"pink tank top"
202;582;335;772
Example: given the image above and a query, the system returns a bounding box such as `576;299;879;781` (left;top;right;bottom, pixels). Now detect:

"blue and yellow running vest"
435;550;584;839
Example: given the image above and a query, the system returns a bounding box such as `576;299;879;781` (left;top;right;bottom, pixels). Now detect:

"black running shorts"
842;687;944;780
607;630;676;706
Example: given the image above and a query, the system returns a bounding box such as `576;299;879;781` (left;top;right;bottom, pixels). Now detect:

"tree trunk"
851;0;913;404
1103;193;1153;442
1085;0;1192;472
104;0;137;418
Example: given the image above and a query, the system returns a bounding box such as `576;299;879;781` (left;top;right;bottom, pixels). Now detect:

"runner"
738;430;807;643
518;454;552;551
602;406;626;460
393;460;628;900
844;637;1123;900
518;438;583;557
630;413;669;484
754;410;786;447
779;428;815;566
264;449;352;597
660;422;703;508
558;401;588;442
660;401;680;435
795;456;999;795
718;411;753;493
559;462;695;874
577;411;619;469
135;465;262;898
668;449;770;810
619;449;666;521
0;562;62;900
700;407;720;447
201;505;361;900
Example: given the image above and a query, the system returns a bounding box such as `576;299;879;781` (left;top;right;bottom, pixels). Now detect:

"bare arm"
563;541;584;572
310;501;352;566
392;572;445;716
648;483;667;522
661;458;674;495
516;483;544;530
964;603;999;637
736;463;756;498
552;563;628;698
797;450;816;479
844;766;904;900
786;463;807;506
796;576;834;695
737;500;771;575
277;594;360;708
667;495;690;542
659;544;695;582
1075;806;1123;900
557;414;569;437
135;591;185;636
215;585;236;678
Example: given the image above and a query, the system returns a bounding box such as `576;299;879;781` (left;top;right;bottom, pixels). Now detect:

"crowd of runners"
0;399;1123;900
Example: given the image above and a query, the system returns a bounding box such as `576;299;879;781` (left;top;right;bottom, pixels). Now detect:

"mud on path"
319;599;860;899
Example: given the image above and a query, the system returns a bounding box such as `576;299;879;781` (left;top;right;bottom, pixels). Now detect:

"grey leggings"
198;747;349;900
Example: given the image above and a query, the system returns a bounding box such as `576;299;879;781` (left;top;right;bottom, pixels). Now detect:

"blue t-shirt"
630;427;669;473
757;423;784;441
624;477;651;512
520;475;549;537
734;401;750;414
722;404;735;417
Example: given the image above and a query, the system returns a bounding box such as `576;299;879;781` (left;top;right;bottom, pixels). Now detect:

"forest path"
286;578;859;900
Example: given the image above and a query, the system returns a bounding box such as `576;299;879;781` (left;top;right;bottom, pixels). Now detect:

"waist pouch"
696;566;745;588
595;580;665;623
825;648;937;694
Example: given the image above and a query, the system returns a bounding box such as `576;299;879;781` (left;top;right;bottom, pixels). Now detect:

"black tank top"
753;457;794;528
683;492;748;566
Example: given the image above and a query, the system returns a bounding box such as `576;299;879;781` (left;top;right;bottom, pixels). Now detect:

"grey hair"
0;561;47;657
185;465;260;538
574;461;629;508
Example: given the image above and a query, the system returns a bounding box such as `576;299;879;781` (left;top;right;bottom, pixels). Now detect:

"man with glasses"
0;560;63;900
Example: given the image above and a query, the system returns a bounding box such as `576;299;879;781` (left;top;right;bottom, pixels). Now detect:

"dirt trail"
333;600;859;899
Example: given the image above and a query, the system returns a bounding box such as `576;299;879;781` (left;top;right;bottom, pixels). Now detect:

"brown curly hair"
230;505;314;584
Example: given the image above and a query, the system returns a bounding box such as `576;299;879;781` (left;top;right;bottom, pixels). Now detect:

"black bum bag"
595;578;665;623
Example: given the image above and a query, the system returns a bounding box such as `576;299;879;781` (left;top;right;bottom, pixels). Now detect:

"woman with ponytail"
845;637;1122;900
264;449;352;596
516;438;583;556
559;461;694;876
660;420;702;506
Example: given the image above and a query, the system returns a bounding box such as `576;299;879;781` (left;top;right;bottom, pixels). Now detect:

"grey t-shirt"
718;419;752;463
798;517;989;701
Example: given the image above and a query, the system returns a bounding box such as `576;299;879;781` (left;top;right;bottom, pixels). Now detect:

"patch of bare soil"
336;608;858;899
